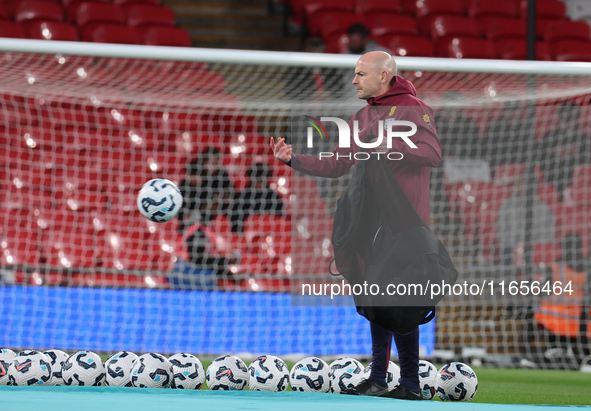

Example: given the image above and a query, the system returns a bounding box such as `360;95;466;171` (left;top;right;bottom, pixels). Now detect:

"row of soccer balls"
0;349;477;401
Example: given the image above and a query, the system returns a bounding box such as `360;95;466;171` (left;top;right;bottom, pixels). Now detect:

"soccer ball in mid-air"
8;350;52;386
44;349;69;386
0;348;16;385
169;353;205;389
137;179;183;223
206;355;249;390
131;353;173;388
62;351;105;386
289;357;330;393
435;362;478;401
364;361;400;391
328;357;365;394
105;351;138;387
248;355;290;392
418;360;438;400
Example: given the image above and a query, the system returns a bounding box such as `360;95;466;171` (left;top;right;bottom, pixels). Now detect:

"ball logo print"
8;351;52;386
206;355;249;390
0;349;16;385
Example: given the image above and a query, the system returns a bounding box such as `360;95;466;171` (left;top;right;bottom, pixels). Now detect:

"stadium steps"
162;0;300;51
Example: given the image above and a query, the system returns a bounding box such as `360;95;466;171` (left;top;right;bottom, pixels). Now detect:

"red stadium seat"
0;208;40;234
481;17;527;40
4;184;58;209
494;38;552;60
468;0;518;19
430;16;480;41
61;189;109;212
141;26;191;47
56;169;106;192
554;205;591;254
519;0;566;19
15;1;64;22
310;11;361;39
543;20;591;42
82;23;142;44
551;40;591;62
0;229;42;266
62;0;109;7
538;182;559;209
356;0;401;14
96;231;152;270
369;14;418;43
572;165;591;205
303;0;355;17
493;163;526;185
113;0;160;5
124;4;175;27
416;0;465;36
9;166;57;189
70;2;125;26
0;3;10;20
536;18;564;38
388;35;435;57
416;0;465;18
437;37;496;59
22;21;79;41
0;22;26;38
36;209;93;233
174;132;222;155
532;242;562;266
41;229;96;268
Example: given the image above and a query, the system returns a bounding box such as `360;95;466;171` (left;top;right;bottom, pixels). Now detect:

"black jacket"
331;152;458;335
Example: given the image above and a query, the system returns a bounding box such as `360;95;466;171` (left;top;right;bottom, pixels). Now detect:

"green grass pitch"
101;355;591;405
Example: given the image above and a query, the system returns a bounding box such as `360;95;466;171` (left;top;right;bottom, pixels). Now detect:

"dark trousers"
369;322;420;391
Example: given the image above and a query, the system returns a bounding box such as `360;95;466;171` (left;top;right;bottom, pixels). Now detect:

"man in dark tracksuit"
271;52;441;399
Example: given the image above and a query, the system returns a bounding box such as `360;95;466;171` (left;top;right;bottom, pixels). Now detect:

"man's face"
347;33;367;54
352;60;381;100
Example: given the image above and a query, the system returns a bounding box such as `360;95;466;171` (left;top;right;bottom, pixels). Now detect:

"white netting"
0;42;590;366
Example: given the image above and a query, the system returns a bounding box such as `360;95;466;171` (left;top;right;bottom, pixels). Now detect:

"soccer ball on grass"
248;355;290;392
435;362;478;401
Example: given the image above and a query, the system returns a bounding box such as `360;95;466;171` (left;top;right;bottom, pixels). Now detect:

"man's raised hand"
270;137;293;164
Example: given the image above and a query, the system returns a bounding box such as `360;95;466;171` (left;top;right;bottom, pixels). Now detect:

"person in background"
534;233;589;365
345;23;391;55
170;190;239;290
496;174;555;265
433;92;482;160
535;102;590;199
285;37;343;100
484;102;532;168
177;147;234;233
229;162;284;232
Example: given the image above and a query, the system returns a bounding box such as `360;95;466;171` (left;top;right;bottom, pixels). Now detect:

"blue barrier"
0;286;434;356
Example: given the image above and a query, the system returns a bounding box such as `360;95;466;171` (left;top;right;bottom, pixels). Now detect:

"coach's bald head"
352;51;397;100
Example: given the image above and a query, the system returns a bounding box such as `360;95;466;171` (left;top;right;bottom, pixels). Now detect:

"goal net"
0;39;590;368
